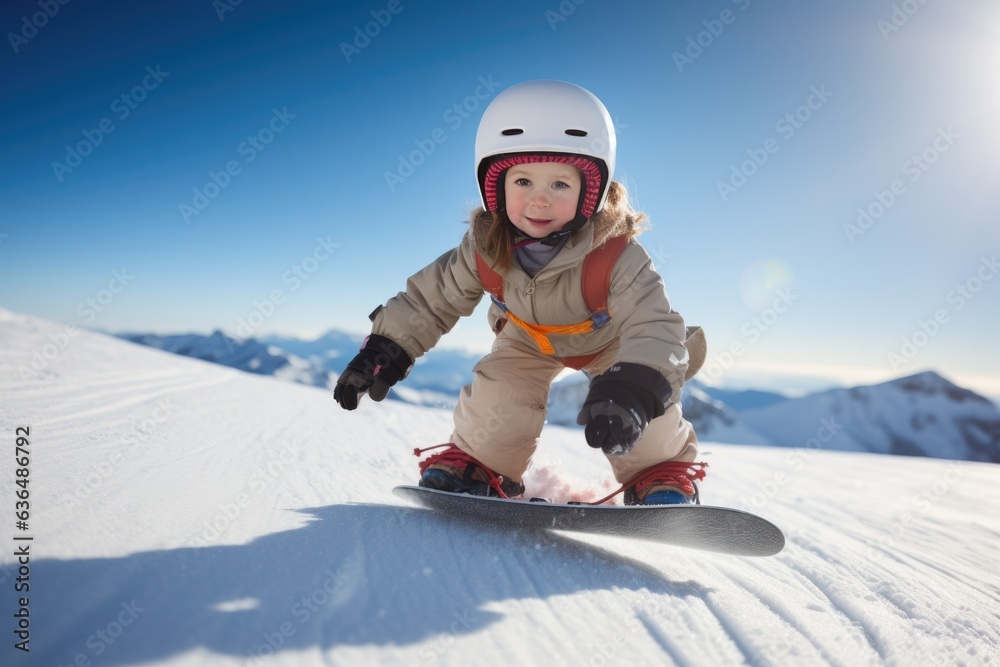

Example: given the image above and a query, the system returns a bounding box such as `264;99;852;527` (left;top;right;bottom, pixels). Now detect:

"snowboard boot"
417;444;525;499
622;461;707;506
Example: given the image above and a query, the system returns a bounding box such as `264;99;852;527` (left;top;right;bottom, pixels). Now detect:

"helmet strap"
508;213;588;250
538;213;587;246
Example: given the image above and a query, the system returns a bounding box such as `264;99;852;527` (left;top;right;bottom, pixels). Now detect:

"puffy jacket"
370;206;692;401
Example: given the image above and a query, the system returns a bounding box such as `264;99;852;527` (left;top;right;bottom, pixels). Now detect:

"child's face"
503;162;582;238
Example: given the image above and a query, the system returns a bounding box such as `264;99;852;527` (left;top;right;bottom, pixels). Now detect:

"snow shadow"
15;503;712;665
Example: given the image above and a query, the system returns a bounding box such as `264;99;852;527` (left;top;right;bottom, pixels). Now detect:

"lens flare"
740;259;794;311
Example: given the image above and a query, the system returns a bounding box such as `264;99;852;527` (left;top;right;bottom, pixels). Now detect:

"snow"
2;307;1000;666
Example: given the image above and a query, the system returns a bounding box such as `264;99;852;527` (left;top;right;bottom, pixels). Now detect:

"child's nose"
529;188;551;206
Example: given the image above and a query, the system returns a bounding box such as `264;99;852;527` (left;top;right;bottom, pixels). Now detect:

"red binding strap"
413;444;511;499
588;461;708;506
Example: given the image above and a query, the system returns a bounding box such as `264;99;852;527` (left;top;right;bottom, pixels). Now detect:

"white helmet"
475;80;616;219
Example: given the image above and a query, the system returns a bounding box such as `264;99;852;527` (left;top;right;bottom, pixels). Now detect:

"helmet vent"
501;128;524;136
565;129;588;137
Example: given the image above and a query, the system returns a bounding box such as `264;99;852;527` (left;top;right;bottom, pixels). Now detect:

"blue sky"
2;0;999;398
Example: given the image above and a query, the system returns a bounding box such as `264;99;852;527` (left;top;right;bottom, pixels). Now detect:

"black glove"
334;334;413;410
576;363;671;456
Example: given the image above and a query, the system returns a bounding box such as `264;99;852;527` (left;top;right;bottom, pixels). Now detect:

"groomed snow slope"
2;308;999;667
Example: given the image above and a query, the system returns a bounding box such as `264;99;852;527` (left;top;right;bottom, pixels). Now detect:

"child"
334;80;707;505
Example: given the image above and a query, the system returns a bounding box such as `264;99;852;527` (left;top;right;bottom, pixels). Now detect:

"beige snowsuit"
370;206;701;485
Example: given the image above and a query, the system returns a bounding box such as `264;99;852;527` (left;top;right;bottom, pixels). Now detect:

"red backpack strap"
475;252;505;302
581;235;629;314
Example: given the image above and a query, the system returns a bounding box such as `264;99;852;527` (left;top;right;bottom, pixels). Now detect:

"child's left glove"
576;363;672;456
334;334;413;410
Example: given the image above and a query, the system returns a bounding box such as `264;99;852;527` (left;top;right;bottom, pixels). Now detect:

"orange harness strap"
499;310;595;355
475;236;629;364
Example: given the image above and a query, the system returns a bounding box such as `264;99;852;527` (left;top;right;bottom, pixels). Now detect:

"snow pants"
450;332;699;484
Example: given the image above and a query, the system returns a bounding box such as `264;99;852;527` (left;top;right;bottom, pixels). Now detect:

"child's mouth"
525;217;552;225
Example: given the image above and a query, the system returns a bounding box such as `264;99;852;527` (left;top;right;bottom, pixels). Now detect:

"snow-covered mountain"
527;369;1000;463
544;373;769;446
678;381;774;447
119;328;1000;463
544;371;590;426
482;364;1000;463
120;330;334;388
125;329;479;406
546;374;774;446
697;385;788;410
259;330;363;365
3;306;1000;666
260;331;483;398
739;371;1000;463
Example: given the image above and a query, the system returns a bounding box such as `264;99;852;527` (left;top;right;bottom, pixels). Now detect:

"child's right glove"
576;362;672;456
334;334;413;410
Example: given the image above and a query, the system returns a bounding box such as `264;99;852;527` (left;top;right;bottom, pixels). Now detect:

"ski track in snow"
1;308;999;666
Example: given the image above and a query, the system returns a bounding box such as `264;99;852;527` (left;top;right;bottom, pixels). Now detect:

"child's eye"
515;178;531;186
553;181;571;189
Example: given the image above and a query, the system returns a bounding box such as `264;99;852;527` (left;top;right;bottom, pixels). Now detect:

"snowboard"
393;485;785;557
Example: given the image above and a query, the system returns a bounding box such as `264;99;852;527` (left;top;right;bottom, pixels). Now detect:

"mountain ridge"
117;327;1000;463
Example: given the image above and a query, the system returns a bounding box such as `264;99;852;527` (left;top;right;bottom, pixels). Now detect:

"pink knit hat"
481;153;604;219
